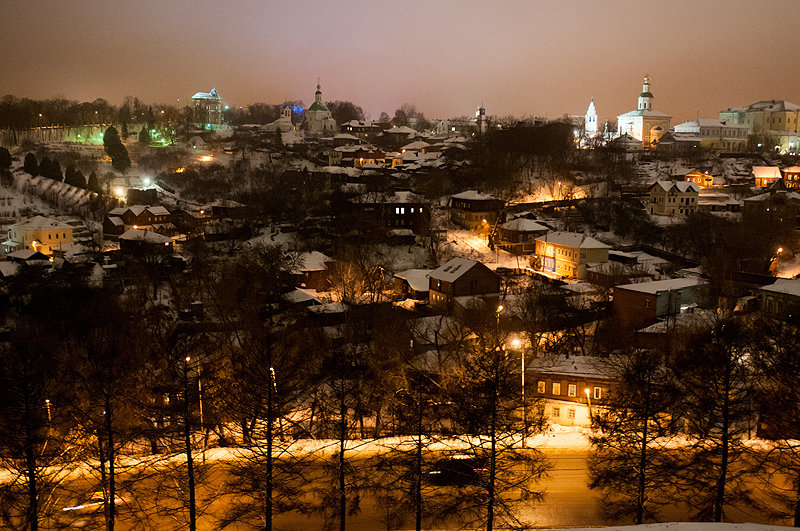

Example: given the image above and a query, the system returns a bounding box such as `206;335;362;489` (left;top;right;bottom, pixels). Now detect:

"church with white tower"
585;99;598;135
616;75;671;147
304;81;337;135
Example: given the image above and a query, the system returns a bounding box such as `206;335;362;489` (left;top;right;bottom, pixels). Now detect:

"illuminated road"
43;448;788;530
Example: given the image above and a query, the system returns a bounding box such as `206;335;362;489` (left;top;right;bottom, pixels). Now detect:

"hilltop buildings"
192;88;223;128
617;75;671;147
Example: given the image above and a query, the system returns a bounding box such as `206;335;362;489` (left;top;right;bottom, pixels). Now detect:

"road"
41;447;788;530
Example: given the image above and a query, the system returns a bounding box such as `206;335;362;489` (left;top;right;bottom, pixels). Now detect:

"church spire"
638;74;653;111
315;78;322;105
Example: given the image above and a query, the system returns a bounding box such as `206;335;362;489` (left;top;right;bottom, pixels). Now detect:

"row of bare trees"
0;247;553;530
589;312;800;527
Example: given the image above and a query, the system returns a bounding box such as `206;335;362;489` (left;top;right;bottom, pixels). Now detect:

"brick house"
613;277;710;329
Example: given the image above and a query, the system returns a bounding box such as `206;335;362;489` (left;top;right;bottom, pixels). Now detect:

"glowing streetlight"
585;388;593;423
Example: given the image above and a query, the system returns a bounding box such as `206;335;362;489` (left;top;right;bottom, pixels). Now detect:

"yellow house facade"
3;216;74;255
534;231;610;280
646;181;700;216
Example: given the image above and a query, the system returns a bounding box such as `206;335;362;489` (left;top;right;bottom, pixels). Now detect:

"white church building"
617;75;671;148
304;82;337;135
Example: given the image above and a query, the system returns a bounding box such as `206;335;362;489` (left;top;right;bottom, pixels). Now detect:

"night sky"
2;0;798;124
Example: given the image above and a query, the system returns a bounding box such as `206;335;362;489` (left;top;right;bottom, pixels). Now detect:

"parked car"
425;454;487;486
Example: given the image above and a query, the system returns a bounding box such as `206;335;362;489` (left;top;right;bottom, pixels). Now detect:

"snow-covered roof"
450;190;499;201
649;180;701;193
7;249;49;261
394;269;433;293
500;218;548;232
401;141;431;151
385;126;416;135
528;355;615;379
743;191;800;202
282;287;326;305
618;109;671;118
615;277;708;294
723;99;800;113
12;215;73;231
752;166;782;179
0;261;19;277
759;278;800;297
293;251;333;273
535;231;610;249
429;257;486;283
333;133;360;141
119;229;172;243
192;88;220;100
784;166;800;174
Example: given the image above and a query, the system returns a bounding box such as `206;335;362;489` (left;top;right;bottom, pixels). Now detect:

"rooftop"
615;277;708;294
535;231;610;249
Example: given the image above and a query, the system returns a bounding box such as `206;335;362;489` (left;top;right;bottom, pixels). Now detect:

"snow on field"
566;524;785;531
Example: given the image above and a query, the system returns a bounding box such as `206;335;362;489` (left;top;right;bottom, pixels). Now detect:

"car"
61;491;130;520
425;454;487;486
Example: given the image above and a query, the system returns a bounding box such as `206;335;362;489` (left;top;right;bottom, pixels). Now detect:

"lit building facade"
617;75;671;147
534;231;610;280
192;88;223;128
3;215;73;255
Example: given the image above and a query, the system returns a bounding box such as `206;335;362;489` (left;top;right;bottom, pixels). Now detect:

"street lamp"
585;388;593;424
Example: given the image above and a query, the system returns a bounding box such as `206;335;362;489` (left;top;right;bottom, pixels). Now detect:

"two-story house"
3;216;73;255
496;217;549;255
449;190;505;230
646;180;700;216
428;257;500;314
104;205;173;239
534;232;610;280
528;355;615;427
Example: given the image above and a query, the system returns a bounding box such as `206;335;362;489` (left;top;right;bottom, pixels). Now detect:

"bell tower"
638;74;653;111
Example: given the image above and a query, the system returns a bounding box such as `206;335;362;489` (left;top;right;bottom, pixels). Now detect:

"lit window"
552;407;560;417
568;409;576;419
594;387;602;400
568;384;576;397
537;381;545;393
552;382;561;395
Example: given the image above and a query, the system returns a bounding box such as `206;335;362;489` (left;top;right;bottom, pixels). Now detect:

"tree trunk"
184;361;197;531
714;356;731;523
266;345;274;531
636;377;651;525
24;378;39;531
339;375;347;531
487;366;498;531
105;392;116;531
415;393;423;531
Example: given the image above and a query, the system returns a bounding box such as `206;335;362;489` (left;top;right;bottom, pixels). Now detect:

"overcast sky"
2;0;798;124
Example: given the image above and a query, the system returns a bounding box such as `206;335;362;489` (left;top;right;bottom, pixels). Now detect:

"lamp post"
585;388;593;425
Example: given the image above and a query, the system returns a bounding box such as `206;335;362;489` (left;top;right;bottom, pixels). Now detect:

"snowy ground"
566;524;785;531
